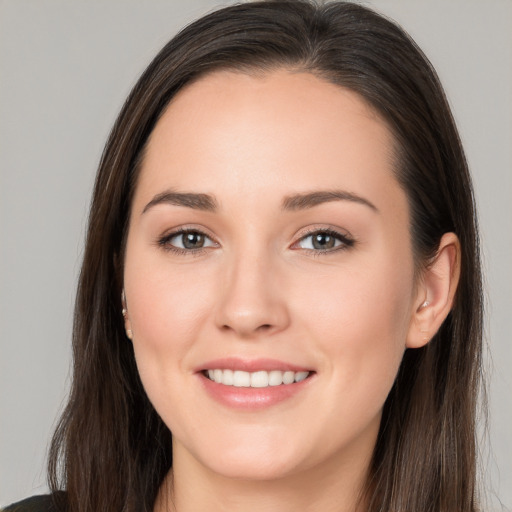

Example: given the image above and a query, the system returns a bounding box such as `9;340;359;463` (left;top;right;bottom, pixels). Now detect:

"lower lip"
198;372;314;410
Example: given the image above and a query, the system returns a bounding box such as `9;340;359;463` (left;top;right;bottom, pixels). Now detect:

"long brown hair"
48;1;484;511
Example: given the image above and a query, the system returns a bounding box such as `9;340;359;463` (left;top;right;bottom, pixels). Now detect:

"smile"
205;369;311;388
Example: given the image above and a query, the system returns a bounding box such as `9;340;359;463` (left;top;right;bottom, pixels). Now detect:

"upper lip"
196;357;313;373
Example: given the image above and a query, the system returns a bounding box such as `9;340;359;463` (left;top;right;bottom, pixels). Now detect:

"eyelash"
157;227;355;256
157;228;218;257
292;228;355;255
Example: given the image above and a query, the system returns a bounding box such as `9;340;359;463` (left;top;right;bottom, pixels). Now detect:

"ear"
121;289;133;340
406;232;461;349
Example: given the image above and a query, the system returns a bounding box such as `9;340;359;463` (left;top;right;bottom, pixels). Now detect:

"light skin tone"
122;69;460;512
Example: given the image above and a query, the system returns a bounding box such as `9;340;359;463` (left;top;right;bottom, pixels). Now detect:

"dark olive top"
2;494;65;512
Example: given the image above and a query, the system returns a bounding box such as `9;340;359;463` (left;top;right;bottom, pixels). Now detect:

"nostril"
220;322;274;336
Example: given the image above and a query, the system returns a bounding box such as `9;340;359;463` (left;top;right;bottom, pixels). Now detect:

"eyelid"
155;224;354;256
156;225;220;254
291;226;355;252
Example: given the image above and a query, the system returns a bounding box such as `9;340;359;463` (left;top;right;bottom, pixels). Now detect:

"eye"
158;229;217;253
294;229;354;252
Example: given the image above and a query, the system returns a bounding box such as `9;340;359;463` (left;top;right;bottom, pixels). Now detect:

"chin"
205;452;303;481
181;433;309;482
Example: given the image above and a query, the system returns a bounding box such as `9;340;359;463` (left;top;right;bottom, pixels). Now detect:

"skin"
123;69;460;512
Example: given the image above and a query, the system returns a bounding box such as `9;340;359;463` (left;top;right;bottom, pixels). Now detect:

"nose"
214;250;290;339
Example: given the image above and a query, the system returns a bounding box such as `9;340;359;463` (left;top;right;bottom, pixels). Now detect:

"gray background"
1;0;511;508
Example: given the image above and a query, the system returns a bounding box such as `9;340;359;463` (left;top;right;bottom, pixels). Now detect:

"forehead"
135;69;403;216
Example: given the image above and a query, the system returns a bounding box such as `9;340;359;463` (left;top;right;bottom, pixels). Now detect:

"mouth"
196;358;315;409
203;369;312;388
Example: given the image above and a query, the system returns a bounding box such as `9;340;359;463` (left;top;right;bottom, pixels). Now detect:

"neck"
154;446;370;512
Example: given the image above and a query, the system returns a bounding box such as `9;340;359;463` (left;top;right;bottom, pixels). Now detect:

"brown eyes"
158;229;217;251
175;231;210;250
158;228;354;255
293;230;354;251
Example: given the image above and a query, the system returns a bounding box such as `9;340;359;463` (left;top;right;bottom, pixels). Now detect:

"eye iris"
183;232;204;249
312;233;335;249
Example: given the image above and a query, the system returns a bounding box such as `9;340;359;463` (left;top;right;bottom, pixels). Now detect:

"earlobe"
121;289;133;340
406;232;461;349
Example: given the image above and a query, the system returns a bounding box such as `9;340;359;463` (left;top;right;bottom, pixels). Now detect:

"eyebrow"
282;190;378;212
142;188;378;215
142;190;218;214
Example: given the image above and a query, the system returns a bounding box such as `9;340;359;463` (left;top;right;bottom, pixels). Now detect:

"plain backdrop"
1;0;511;508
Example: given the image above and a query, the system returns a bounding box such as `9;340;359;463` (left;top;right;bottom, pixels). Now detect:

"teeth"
283;371;295;384
269;370;283;386
205;369;310;387
233;370;251;387
222;369;234;385
251;371;269;388
294;371;309;382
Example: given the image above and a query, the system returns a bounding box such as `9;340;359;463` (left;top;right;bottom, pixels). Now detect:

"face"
123;69;420;482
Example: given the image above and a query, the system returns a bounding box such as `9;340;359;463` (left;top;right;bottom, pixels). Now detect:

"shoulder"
2;493;66;512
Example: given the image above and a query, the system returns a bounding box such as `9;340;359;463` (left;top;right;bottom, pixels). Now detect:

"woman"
4;1;483;511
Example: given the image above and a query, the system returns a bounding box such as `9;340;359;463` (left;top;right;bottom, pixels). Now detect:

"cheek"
296;255;413;400
123;249;218;374
124;260;221;432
